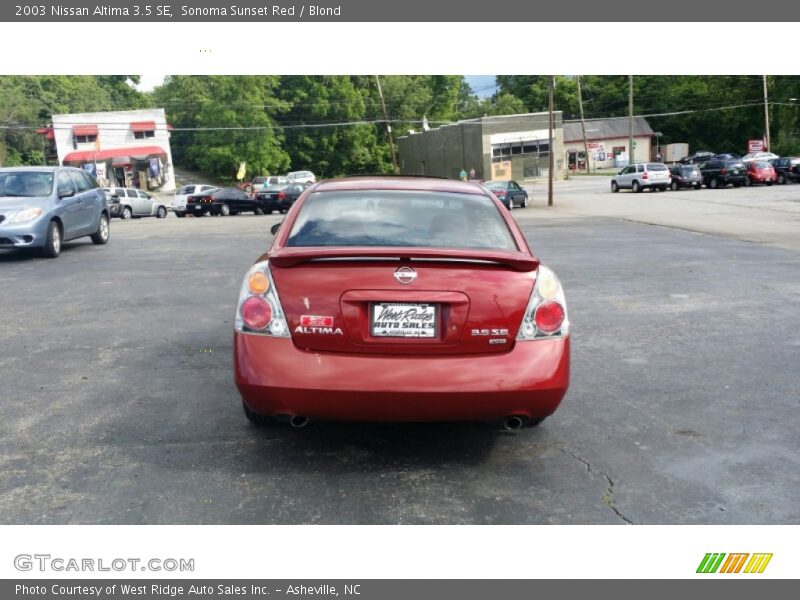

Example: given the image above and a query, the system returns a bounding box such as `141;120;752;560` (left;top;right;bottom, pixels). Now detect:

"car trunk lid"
269;249;537;356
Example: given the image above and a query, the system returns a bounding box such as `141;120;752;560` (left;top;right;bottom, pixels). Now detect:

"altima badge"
394;266;417;284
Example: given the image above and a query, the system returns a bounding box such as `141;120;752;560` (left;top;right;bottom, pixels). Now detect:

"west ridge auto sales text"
16;584;354;597
38;5;343;17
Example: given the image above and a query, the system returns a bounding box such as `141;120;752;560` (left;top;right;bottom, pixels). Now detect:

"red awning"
73;124;98;136
62;145;167;163
36;127;55;140
130;121;156;132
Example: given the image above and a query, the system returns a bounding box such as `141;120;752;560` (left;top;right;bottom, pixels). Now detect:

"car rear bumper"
188;203;218;214
642;179;670;188
234;334;570;422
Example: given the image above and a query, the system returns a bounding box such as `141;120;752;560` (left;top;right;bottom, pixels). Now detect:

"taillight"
534;300;565;334
278;191;287;200
720;168;727;175
517;265;569;340
234;261;291;337
642;172;649;179
241;297;272;330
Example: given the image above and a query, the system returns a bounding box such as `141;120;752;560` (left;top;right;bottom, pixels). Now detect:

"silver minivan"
0;166;109;258
611;163;671;193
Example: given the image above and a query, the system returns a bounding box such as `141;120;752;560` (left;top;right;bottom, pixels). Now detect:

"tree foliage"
4;75;800;173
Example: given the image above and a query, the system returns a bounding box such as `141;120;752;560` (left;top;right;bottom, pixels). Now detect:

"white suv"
611;163;671;193
172;184;218;217
286;171;316;184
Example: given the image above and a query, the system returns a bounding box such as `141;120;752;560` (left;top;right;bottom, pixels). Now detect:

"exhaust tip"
503;415;526;431
289;415;310;428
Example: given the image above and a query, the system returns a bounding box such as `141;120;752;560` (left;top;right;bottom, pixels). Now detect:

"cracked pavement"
1;189;798;524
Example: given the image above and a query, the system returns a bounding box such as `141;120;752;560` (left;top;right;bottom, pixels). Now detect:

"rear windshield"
177;185;195;195
753;161;771;168
680;166;698;175
286;190;518;251
647;163;668;171
727;161;745;168
0;171;54;197
483;181;508;190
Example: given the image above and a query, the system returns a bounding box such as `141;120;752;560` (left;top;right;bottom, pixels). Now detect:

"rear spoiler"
268;247;539;272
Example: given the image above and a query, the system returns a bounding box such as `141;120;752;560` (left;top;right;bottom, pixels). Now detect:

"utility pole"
548;75;554;207
763;75;771;151
375;75;398;174
577;75;590;174
628;75;634;165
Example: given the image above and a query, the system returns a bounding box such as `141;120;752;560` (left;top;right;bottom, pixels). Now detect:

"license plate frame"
370;302;438;339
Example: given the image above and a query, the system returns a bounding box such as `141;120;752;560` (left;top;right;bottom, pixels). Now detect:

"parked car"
172;184;219;217
266;176;290;186
768;157;800;184
790;163;800;183
698;158;747;189
483;180;529;209
713;153;743;161
234;177;569;429
107;188;167;220
0;166;109;258
102;187;122;218
679;151;715;164
668;164;703;190
187;187;267;216
253;183;307;214
610;162;671;192
286;171;316;185
742;151;778;163
744;161;777;186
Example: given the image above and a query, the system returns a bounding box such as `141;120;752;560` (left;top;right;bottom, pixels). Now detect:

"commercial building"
46;109;176;192
398;112;565;182
563;116;654;171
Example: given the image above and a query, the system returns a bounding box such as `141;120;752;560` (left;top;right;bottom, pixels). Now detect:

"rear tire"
90;214;110;245
632;180;641;193
709;177;719;189
243;402;274;427
670;181;679;191
175;211;185;218
121;206;132;220
220;203;231;216
254;207;265;215
156;206;167;219
744;178;751;187
41;221;61;258
521;194;528;207
778;173;786;184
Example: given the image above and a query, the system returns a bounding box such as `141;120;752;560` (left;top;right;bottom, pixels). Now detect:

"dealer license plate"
371;303;437;338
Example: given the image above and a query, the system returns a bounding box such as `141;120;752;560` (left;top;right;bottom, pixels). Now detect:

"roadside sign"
748;139;766;153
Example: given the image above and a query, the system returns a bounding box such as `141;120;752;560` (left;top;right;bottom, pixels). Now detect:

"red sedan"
745;161;777;186
233;177;570;430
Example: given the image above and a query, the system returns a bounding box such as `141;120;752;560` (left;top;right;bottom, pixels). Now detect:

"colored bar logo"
697;553;773;574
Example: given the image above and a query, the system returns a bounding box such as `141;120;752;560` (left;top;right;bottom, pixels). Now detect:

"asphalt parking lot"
1;184;798;524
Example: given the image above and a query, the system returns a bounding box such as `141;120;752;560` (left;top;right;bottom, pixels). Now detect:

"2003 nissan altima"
233;177;569;430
